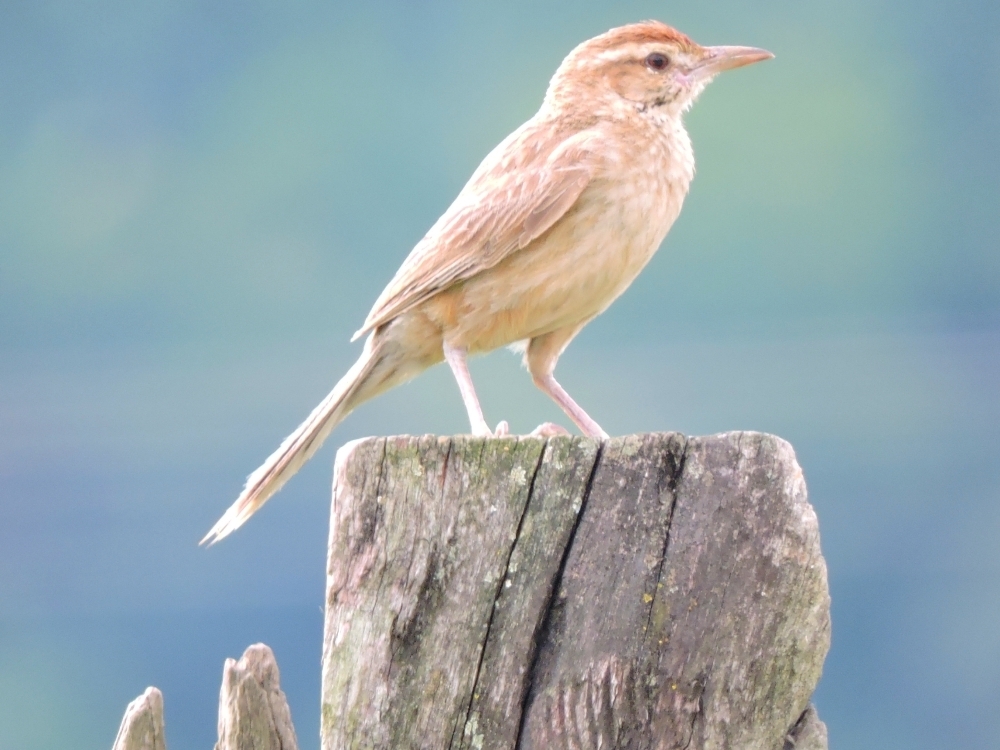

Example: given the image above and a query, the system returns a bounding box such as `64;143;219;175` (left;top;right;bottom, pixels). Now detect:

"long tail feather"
201;338;386;546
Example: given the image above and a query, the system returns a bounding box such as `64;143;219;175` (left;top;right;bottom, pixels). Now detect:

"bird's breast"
436;142;690;354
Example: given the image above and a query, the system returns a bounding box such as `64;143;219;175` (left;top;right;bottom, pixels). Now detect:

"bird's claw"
493;420;510;437
530;422;572;437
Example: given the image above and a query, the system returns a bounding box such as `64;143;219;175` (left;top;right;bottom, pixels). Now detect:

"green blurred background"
1;1;998;747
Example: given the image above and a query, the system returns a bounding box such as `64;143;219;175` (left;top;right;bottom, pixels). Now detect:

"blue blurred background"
1;1;998;748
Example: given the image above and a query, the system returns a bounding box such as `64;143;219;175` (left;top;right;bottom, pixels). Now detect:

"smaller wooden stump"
112;687;166;750
111;644;300;750
321;432;831;749
215;643;299;750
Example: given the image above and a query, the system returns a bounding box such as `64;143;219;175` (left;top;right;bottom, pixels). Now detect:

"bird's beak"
692;46;774;79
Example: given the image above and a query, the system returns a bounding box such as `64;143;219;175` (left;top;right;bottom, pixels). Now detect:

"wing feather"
352;124;600;340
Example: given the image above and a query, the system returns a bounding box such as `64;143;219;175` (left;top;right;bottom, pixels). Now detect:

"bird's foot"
530;422;572;437
470;420;509;437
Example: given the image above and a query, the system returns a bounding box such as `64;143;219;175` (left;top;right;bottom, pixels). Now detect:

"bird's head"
546;21;773;119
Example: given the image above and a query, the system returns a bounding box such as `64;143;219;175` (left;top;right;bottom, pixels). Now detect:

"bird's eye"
645;52;670;71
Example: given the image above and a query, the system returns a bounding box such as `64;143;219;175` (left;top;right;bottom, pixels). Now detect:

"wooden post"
321;432;830;749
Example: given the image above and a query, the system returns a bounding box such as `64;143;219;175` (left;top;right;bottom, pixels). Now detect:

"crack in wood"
512;440;605;749
641;438;688;649
455;438;551;749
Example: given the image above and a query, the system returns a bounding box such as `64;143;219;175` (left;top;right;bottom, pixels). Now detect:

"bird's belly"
434;186;680;354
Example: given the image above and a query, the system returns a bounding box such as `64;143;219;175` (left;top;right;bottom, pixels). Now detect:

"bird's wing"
352;125;600;340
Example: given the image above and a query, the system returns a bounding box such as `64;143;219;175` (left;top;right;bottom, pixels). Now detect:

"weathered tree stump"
215;643;299;750
112;687;167;750
321;432;830;749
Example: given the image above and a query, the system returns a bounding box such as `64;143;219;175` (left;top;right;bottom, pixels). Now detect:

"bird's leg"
526;325;609;439
532;373;609;439
443;341;497;437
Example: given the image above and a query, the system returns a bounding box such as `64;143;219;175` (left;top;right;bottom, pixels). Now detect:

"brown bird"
201;21;772;545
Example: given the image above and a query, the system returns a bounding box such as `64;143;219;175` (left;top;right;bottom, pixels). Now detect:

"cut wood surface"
322;432;830;750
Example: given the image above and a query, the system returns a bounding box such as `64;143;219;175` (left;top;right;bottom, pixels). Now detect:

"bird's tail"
201;333;409;545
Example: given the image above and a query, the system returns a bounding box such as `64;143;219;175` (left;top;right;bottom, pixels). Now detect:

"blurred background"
1;1;998;747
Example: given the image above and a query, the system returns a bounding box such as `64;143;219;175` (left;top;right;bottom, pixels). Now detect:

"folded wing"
352;125;600;340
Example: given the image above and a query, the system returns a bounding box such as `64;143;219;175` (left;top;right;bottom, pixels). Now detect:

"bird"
201;20;772;545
